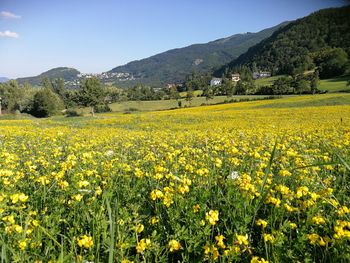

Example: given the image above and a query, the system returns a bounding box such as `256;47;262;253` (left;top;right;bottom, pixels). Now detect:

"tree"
310;70;319;94
203;86;214;103
0;80;24;112
169;86;180;100
41;77;53;90
317;48;348;79
235;81;246;95
295;79;311;94
185;87;194;105
31;88;64;118
78;77;105;116
52;78;65;97
272;77;292;95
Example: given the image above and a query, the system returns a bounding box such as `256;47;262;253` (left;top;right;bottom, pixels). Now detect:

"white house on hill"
231;73;240;83
210;78;222;87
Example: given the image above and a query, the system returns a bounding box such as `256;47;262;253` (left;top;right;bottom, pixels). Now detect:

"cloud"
0;30;19;38
1;11;21;19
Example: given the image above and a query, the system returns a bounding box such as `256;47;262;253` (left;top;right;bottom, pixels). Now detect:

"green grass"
318;75;350;92
179;90;203;98
107;95;275;113
255;74;350;93
254;75;286;86
254;93;350;109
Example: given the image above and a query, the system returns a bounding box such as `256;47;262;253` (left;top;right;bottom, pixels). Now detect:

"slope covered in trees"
216;6;350;76
108;22;288;86
17;67;80;86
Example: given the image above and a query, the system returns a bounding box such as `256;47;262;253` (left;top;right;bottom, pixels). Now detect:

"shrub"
94;104;111;113
30;88;64;118
66;108;82;117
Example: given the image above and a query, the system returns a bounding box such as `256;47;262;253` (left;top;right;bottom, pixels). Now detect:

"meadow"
255;75;350;93
0;94;350;262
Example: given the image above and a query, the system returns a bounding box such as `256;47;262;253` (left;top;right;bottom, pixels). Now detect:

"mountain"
216;6;350;76
17;67;80;86
0;77;9;83
108;22;289;86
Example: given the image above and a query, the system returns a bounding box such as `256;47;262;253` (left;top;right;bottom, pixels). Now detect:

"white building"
231;73;240;83
253;71;271;79
210;78;222;87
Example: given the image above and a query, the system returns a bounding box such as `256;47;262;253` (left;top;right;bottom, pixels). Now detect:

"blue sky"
0;0;346;78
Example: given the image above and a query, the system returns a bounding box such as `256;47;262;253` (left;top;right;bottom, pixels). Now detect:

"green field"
254;75;286;87
318;75;350;92
253;93;350;109
107;95;274;113
254;75;350;93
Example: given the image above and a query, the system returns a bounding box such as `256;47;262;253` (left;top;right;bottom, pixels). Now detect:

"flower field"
1;98;350;262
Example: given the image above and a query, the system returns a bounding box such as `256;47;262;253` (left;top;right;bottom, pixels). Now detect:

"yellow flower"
278;169;291;177
10;194;19;204
307;233;320;245
338;206;350;216
18;193;29;202
235;234;249;246
135;223;144;234
168;239;182;252
204;245;219;260
163;193;174;207
289;222;297;229
215;158;222;168
296;186;309;198
150;189;164;201
256;219;268;228
192;204;200;213
215;235;226;249
2;215;15;224
251;256;269;263
77;235;94;249
263;233;275;243
72;194;83;202
18;240;27;251
311;215;326;225
77;180;90;188
136;238;151;253
205;210;219;225
150;216;159;225
14;224;23;233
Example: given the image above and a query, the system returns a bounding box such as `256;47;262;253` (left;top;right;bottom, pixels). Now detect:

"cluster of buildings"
210;71;271;87
77;72;135;82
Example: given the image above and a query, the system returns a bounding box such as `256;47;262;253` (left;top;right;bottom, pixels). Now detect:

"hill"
216;6;350;76
16;67;80;86
108;22;289;86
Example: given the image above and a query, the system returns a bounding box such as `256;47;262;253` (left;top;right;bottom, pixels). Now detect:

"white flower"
105;150;114;157
228;171;239;180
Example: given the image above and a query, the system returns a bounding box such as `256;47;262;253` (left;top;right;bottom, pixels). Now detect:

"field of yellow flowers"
1;97;350;262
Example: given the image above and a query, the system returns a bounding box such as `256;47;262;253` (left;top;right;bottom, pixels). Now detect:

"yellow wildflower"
205;210;219;225
168;239;182;252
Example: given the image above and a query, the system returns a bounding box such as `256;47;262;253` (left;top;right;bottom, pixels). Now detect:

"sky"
0;0;347;78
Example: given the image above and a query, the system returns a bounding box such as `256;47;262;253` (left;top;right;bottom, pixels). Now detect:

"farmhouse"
231;73;240;83
210;78;222;87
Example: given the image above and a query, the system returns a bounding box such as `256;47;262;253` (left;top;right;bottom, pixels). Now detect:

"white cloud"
0;30;19;38
1;11;21;19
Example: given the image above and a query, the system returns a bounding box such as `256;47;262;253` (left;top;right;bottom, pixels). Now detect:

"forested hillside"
217;6;350;77
108;22;288;86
